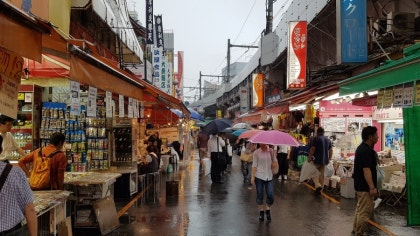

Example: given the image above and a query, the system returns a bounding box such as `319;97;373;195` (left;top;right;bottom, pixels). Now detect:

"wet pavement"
75;150;420;236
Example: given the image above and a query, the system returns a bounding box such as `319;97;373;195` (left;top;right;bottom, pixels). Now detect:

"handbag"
240;151;253;162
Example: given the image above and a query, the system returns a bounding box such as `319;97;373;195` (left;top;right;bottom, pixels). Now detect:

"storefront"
338;43;420;225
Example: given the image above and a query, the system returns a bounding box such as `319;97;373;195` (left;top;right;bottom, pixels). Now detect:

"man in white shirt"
207;134;226;183
276;145;290;181
0;115;26;163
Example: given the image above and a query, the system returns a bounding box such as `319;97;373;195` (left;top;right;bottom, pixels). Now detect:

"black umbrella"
202;118;233;135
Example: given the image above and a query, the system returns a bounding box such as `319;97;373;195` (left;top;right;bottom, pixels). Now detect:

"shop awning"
338;44;420;96
24;53;70;78
0;1;51;62
69;45;189;117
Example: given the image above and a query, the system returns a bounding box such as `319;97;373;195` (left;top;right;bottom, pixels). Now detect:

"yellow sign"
17;93;25;100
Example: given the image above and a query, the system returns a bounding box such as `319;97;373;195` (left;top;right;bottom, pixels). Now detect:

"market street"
75;150;420;236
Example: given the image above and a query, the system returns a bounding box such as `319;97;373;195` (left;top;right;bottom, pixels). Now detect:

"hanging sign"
252;73;264;108
128;97;133;118
287;21;307;89
106;91;112;118
145;0;154;44
87;86;97;117
416;81;420;105
0;47;23;118
119;95;125;118
69;81;81;116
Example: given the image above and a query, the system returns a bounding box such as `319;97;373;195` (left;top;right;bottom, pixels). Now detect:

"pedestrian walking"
251;143;277;221
276;144;290;181
207;133;226;183
240;141;257;189
352;126;379;236
308;127;332;195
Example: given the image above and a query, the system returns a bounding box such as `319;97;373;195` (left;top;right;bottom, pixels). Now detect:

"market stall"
64;172;121;231
33;190;72;236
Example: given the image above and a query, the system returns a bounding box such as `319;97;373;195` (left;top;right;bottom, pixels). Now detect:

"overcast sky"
131;0;290;102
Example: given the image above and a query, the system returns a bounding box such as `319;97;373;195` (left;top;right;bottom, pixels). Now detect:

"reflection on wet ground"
75;150;420;236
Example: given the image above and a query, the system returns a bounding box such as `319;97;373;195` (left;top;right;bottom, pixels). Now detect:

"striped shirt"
0;162;34;231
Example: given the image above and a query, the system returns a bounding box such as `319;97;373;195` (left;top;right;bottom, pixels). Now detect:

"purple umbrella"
248;130;300;146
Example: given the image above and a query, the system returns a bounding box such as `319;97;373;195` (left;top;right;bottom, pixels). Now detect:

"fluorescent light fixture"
377;119;403;124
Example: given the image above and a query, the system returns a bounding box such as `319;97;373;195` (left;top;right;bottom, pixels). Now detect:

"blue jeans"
255;177;274;206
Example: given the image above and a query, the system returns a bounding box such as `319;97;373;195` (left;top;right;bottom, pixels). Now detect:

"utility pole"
266;0;274;35
227;39;259;83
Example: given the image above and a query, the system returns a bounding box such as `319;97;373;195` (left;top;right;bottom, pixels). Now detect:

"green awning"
338;44;420;96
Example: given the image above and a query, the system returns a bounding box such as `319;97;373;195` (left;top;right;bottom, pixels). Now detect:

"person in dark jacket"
352;126;379;236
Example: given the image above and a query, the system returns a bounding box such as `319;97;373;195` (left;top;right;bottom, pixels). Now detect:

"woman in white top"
251;144;277;222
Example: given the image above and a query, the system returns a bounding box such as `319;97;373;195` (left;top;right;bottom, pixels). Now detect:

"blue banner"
338;0;367;63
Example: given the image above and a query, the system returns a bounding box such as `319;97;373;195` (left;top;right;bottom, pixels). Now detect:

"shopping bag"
377;166;385;190
299;161;320;183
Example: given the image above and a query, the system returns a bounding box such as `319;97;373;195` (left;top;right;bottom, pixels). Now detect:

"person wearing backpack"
0;134;38;235
19;132;67;190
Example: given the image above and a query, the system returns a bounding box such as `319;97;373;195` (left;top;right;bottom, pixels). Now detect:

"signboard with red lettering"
0;47;23;118
287;21;307;89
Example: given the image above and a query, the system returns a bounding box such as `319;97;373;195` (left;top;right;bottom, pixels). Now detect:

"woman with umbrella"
250;143;277;222
207;133;226;184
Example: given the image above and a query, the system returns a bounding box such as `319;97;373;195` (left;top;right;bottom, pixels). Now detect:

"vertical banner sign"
239;85;249;114
106;91;112;118
140;101;144;118
70;81;81;116
87;86;97;117
0;48;23;118
160;55;167;92
393;85;404;107
252;73;264;108
135;100;139;118
145;0;154;44
376;88;384;108
166;62;173;95
383;87;394;108
402;83;414;107
155;15;164;48
175;51;184;100
152;46;162;87
128;97;133;118
415;81;420;105
336;0;367;64
119;95;125;118
287;21;307;89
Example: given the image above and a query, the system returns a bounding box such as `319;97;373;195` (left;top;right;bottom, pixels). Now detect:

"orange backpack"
29;148;62;190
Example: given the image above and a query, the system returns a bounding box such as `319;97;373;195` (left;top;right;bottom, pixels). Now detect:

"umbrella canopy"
170;108;183;118
188;108;205;122
232;122;252;130
238;129;263;139
248;130;300;146
171;108;205;122
232;128;248;137
202;118;233;135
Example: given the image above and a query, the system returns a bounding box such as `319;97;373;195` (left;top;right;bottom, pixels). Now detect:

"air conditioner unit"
387;12;415;34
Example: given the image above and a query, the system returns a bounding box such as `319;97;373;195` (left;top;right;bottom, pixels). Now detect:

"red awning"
24;53;70;78
0;1;51;62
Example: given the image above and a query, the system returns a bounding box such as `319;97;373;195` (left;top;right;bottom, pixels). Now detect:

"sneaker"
278;176;283;180
283;175;287;180
265;210;271;221
374;198;382;209
259;211;264;222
